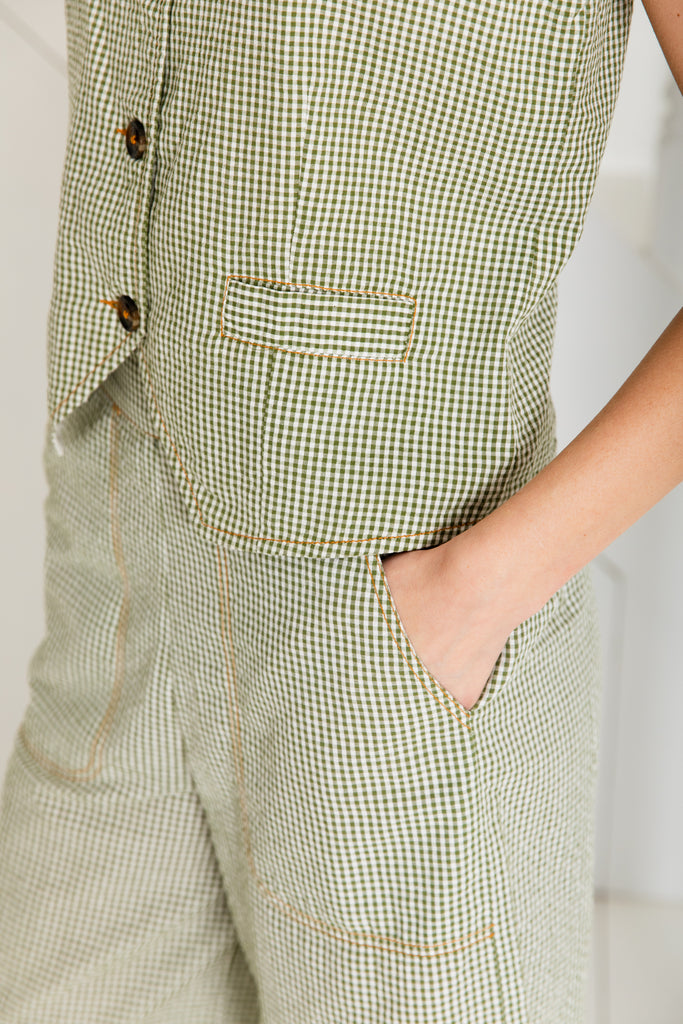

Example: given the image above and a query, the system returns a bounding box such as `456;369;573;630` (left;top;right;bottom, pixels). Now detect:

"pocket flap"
221;275;417;362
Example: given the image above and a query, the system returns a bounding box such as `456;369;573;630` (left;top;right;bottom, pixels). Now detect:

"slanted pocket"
221;275;417;363
368;552;474;731
370;549;566;721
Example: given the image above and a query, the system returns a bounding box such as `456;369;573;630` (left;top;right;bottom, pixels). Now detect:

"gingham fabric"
48;0;633;555
0;355;603;1022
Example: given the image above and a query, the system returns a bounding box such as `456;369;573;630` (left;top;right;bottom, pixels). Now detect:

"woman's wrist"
381;535;521;707
440;304;683;635
440;506;562;635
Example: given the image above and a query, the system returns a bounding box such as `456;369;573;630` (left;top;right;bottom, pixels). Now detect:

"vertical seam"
217;549;492;954
19;407;131;780
101;384;160;440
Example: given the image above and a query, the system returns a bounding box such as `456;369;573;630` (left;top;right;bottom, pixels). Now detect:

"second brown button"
125;118;147;160
116;295;140;332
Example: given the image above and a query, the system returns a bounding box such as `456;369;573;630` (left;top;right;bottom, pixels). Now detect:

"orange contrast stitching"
50;334;132;421
364;556;470;731
101;386;160;441
217;548;491;955
220;274;418;364
19;408;131;780
136;346;465;548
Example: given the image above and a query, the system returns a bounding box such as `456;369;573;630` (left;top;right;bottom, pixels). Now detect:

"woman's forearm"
447;304;683;628
641;0;683;95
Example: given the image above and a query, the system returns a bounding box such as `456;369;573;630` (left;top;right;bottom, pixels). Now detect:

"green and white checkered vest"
48;0;633;556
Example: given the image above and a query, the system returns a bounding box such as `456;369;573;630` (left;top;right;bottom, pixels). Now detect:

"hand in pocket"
380;541;517;711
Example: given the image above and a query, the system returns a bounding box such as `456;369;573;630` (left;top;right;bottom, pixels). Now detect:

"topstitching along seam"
364;555;470;731
217;548;490;953
136;345;468;548
220;274;418;363
19;407;130;780
50;334;132;421
101;385;160;441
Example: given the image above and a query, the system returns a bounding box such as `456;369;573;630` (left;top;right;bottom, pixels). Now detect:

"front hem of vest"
49;333;142;431
136;346;473;555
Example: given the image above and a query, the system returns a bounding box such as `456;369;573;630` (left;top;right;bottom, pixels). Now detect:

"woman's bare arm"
381;6;683;710
383;307;683;709
641;0;683;93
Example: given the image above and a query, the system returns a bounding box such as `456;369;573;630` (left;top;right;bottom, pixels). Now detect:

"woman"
0;1;681;1021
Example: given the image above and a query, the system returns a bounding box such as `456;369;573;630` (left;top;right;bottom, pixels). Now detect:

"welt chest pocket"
221;275;417;364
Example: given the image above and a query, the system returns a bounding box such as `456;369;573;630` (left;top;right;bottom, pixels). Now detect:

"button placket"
47;3;175;432
104;117;148;333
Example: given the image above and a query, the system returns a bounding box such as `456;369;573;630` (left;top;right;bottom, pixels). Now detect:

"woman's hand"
382;303;683;713
380;539;521;711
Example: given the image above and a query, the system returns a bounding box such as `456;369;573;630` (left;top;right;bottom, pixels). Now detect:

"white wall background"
0;1;681;910
553;2;683;903
0;0;67;793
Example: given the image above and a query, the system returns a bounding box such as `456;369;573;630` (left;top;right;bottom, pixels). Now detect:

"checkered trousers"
1;353;602;1022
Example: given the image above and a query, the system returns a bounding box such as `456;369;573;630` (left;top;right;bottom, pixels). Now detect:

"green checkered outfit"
0;1;633;1020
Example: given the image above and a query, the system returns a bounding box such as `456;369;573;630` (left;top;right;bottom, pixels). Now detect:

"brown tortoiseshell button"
124;118;147;160
115;295;140;332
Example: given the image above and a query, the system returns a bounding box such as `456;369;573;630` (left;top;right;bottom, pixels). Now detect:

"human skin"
382;0;683;711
